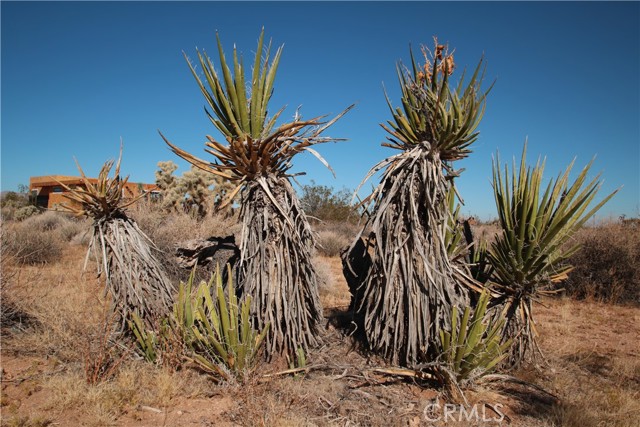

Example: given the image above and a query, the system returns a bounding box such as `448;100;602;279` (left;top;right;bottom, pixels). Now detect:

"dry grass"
563;221;639;304
312;221;359;258
1;213;639;426
129;201;241;283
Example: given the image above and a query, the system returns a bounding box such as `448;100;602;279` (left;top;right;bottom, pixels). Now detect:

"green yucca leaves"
185;29;283;141
381;41;491;161
489;143;618;296
173;266;269;380
129;312;158;363
58;145;144;218
439;291;512;383
444;187;466;260
488;143;618;366
160;29;353;207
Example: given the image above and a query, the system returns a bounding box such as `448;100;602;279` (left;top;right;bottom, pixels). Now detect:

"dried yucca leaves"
160;29;352;357
59;147;174;330
345;39;489;367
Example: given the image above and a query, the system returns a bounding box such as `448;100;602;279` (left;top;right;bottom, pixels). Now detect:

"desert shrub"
300;182;356;222
14;205;40;221
58;218;90;242
316;229;350;257
437;291;512;387
3;222;63;265
2;206;16;221
130;268;268;381
24;210;75;231
564;222;639;304
0;228;39;334
0;190;30;209
311;220;360;257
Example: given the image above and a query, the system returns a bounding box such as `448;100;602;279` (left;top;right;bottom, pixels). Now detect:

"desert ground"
1;209;638;427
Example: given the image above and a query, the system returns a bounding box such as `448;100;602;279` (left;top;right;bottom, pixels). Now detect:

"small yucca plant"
129;311;158;363
160;29;352;357
438;291;512;384
59;146;174;331
172;266;269;381
345;39;490;366
488;144;618;367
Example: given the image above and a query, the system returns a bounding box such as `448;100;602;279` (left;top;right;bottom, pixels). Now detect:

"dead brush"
83;303;128;385
57;146;174;331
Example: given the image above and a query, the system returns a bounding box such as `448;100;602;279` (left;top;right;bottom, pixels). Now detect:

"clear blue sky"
2;1;639;220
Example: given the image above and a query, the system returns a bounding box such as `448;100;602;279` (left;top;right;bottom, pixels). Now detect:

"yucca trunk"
497;296;536;368
90;213;174;330
356;146;470;366
238;176;322;355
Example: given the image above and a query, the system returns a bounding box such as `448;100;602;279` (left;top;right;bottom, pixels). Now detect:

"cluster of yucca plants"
345;40;490;366
160;29;352;358
128;266;268;381
484;145;617;366
171;266;269;380
59;147;174;331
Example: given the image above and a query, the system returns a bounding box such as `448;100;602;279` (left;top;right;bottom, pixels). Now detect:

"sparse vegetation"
1;30;637;427
1;190;638;426
563;220;639;304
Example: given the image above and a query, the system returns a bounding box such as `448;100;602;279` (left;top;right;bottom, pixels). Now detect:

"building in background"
29;176;158;210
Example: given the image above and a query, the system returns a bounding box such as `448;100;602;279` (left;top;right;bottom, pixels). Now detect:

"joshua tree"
345;40;490;366
59;147;174;331
160;30;352;357
488;145;617;367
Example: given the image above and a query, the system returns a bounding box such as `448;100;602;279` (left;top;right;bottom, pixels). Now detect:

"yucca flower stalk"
345;39;490;366
59;147;174;331
488;144;617;367
160;29;352;357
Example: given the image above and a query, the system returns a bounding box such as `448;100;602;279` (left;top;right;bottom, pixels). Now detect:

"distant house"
29;175;159;211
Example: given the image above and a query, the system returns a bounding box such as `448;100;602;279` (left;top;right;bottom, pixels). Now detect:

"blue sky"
2;1;638;220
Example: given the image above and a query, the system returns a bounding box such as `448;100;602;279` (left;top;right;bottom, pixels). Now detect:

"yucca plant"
438;291;512;385
444;187;468;262
160;29;352;357
129;311;158;363
59;147;174;331
172;266;269;381
345;39;490;366
488;144;618;367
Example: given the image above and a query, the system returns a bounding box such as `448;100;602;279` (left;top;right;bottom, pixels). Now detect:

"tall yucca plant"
489;144;617;367
345;40;490;366
160;29;352;357
59;147;174;330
